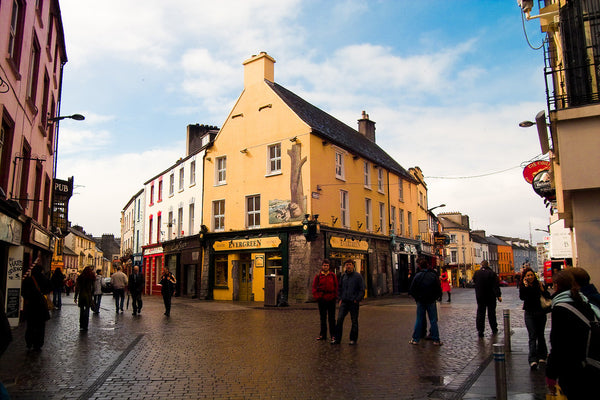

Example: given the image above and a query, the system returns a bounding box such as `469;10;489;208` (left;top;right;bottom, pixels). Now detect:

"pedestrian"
50;267;65;309
472;260;502;338
74;266;95;331
128;265;145;316
93;269;103;314
331;259;365;345
519;267;550;370
570;267;600;309
159;267;176;317
408;257;443;346
21;263;51;351
440;267;451;303
312;259;338;341
111;266;128;313
546;270;600;399
65;277;74;296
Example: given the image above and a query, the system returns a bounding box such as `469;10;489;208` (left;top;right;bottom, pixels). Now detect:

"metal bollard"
503;309;511;352
493;343;508;400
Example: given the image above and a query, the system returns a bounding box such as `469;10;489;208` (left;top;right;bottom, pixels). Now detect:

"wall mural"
268;143;306;224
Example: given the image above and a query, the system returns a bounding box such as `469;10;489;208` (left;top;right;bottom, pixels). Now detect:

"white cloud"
59;128;112;155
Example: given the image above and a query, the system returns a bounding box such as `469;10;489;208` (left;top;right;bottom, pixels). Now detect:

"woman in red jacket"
441;268;451;302
312;259;338;341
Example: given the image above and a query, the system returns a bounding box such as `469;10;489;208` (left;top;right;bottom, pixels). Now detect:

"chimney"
358;110;376;142
243;52;275;88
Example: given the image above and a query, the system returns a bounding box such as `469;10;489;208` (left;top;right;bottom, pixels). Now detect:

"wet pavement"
0;287;548;399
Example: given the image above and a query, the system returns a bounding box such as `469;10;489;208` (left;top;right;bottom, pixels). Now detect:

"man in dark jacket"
473;260;502;337
331;259;365;345
408;257;443;346
128;266;145;316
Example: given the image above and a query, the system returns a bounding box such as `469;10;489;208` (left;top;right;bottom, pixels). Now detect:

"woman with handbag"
74;266;96;331
159;267;176;317
21;263;51;351
519;267;550;370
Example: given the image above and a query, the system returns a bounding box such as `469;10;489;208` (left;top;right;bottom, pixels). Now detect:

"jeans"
113;289;125;311
93;294;102;313
131;292;143;313
412;301;440;342
317;299;336;339
476;301;498;334
52;289;62;309
524;310;547;363
335;301;359;342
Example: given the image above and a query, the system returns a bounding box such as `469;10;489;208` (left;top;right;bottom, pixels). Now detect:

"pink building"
1;0;68;322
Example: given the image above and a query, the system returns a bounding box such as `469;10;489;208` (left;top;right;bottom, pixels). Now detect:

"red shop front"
142;243;164;295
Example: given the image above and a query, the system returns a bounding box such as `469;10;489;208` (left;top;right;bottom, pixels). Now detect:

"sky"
55;0;552;244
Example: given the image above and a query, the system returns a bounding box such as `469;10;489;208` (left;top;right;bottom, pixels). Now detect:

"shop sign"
144;246;164;256
0;214;22;245
213;236;281;251
330;236;369;251
523;161;551;184
32;228;50;248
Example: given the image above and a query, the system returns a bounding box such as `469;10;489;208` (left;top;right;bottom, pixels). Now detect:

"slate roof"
487;235;510;246
266;80;416;182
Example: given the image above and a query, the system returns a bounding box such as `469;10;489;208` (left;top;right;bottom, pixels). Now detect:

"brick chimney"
243;52;275;88
358;110;376;142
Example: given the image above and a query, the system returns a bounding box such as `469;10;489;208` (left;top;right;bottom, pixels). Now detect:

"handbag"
546;383;567;400
32;276;53;310
540;294;552;312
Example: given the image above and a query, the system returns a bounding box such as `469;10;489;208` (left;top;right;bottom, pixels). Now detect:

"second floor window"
365;198;372;231
190;160;196;185
158;180;163;202
335;151;345;180
267;143;281;174
179;168;184;191
377;168;384;192
398;177;404;201
379;202;386;234
150;184;154;205
340;190;349;228
168;211;173;239
216;156;226;185
390;206;396;234
8;0;25;66
407;211;413;237
26;35;41;103
169;173;174;196
246;195;260;228
213;200;225;231
363;161;370;188
188;203;195;234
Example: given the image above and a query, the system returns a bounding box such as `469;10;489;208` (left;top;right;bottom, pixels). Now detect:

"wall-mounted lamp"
316;185;322;191
322;140;328;146
331;216;338;226
375;225;381;233
232;113;244;119
290;136;298;143
427;204;446;213
519;110;550;154
206;157;212;162
240;148;248;154
48;113;85;123
258;104;272;111
357;221;363;230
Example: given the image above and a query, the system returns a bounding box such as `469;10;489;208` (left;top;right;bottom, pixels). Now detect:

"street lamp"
48;113;85;178
519;110;550;154
48;113;85;123
428;204;446;213
535;228;550;233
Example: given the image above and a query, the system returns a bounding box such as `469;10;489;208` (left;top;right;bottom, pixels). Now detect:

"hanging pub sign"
523;161;555;201
51;177;74;237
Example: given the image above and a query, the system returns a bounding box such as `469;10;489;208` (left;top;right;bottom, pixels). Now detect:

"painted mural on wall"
268;143;307;224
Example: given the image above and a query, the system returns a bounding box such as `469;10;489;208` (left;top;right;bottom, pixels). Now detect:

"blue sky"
56;0;551;244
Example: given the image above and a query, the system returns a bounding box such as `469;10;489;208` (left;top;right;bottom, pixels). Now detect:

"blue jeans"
412;301;440;342
52;289;62;309
524;310;547;363
113;289;125;311
93;294;102;313
335;301;359;342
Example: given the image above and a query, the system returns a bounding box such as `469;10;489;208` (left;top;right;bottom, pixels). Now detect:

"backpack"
555;302;600;370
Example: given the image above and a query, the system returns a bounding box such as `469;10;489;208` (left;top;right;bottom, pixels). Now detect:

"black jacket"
338;271;365;303
409;268;442;304
473;266;501;304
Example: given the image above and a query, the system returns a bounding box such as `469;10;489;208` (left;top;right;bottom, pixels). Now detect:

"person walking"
312;259;338;341
546;270;600;399
21;263;51;351
159;267;176;317
128;265;145;316
74;266;95;331
93;270;103;314
440;267;451;303
473;260;502;338
519;267;550;370
111;266;128;313
408;257;443;346
331;259;365;345
50;268;65;309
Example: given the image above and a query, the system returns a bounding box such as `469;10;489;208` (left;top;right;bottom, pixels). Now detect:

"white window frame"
363;161;370;189
168;211;173;239
213;200;225;231
188;203;195;235
398;177;404;201
267;143;281;175
216;156;227;185
335;150;345;180
365;198;372;232
407;211;413;237
379;202;386;234
399;208;404;236
246;195;261;229
169;173;174;196
177;207;183;237
340;190;349;228
377;168;384;193
179;167;184;192
390;206;396;234
190;160;196;186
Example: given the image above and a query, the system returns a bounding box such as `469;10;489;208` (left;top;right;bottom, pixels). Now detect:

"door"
238;260;252;301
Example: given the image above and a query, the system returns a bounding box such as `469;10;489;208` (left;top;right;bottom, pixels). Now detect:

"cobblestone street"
0;287;530;400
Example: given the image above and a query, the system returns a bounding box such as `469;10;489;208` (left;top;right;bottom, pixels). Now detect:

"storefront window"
155;256;162;285
266;253;282;276
215;255;228;286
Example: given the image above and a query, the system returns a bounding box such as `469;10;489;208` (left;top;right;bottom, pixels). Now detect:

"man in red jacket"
312;259;338;341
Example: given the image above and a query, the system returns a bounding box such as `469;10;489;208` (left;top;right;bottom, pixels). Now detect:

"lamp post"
519;110;550;154
427;204;446;213
48;113;85;179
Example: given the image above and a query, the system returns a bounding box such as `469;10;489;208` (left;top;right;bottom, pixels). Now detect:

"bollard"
503;309;511;353
493;343;508;400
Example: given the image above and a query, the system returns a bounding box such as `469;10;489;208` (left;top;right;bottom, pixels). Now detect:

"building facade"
1;0;68;324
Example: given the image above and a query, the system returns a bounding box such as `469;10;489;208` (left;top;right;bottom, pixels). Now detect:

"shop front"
142;243;163;295
325;234;369;296
163;235;202;298
208;233;288;303
391;236;420;293
1;209;24;327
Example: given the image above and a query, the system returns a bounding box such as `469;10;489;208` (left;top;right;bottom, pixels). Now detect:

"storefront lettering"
7;258;23;280
329;237;369;251
213;237;281;251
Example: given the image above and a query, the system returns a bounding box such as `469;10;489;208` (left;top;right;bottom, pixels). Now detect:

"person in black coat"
546;270;600;399
50;268;65;309
408;257;443;346
159;267;176;317
473;260;502;338
571;267;600;309
128;265;145;316
21;263;51;351
519;267;549;370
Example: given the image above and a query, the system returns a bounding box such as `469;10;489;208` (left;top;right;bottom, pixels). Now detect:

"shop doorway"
238;259;252;301
183;264;196;297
